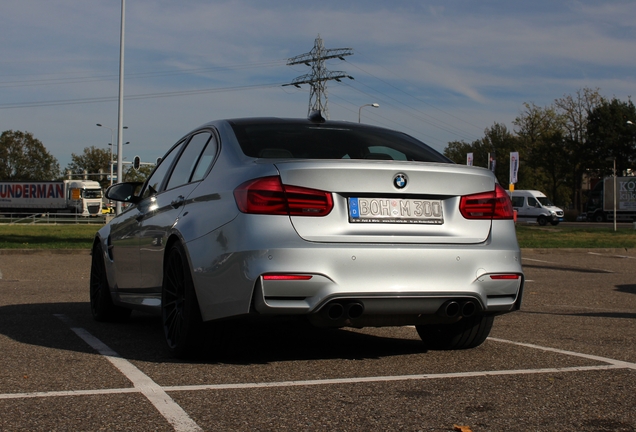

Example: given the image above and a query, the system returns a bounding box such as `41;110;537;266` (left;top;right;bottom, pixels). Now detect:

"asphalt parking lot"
0;248;635;432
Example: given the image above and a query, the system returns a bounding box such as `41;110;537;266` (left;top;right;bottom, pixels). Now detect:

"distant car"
510;190;564;226
101;204;114;214
90;115;524;357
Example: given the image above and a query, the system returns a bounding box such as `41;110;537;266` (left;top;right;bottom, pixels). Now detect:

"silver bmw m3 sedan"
90;115;524;357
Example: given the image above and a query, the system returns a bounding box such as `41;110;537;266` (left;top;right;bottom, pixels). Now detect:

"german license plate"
348;197;444;224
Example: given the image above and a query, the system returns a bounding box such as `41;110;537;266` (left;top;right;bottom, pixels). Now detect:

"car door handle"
171;195;185;209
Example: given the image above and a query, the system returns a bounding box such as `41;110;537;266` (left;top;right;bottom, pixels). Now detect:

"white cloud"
1;0;635;167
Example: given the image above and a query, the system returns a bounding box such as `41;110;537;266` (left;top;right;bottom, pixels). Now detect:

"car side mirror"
105;182;143;204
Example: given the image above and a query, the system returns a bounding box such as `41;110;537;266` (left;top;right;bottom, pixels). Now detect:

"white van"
510;190;564;226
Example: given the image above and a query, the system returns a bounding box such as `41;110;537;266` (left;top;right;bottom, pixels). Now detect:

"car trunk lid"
275;160;496;244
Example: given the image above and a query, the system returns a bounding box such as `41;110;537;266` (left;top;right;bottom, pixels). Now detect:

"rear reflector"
489;274;521;280
262;274;313;281
234;176;333;216
459;184;514;220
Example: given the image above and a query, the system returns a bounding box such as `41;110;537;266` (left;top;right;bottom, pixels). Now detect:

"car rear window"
230;121;450;163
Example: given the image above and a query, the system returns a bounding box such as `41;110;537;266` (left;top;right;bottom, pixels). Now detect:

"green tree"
444;124;521;190
586;97;636;177
513;103;571;206
553;87;604;212
478;123;520;188
510;88;605;211
66;146;111;189
443;140;474;164
123;164;154;183
0;130;60;180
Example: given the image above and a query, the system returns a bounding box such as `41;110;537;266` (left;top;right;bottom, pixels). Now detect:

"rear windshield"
230;121;451;163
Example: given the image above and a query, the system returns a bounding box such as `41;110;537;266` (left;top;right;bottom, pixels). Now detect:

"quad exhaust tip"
325;301;365;321
322;298;477;323
438;300;479;318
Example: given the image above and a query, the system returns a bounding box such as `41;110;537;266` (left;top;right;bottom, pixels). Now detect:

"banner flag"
510;152;519;184
466;153;473;166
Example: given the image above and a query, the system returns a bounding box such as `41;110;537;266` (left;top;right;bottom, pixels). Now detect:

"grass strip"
0;223;634;250
515;225;636;249
0;225;99;249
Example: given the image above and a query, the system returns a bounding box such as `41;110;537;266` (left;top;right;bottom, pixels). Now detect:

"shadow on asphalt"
0;302;428;365
616;284;636;295
520;309;636;320
521;263;613;274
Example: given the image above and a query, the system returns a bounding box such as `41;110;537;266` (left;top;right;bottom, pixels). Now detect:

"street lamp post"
116;0;126;215
606;157;617;232
358;103;379;123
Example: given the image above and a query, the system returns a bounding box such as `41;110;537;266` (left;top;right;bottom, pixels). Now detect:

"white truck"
0;180;104;216
510;190;564;226
585;176;636;222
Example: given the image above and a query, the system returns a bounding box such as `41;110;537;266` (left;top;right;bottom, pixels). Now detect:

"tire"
415;315;494;350
537;216;547;226
162;242;203;358
593;212;606;223
90;242;132;322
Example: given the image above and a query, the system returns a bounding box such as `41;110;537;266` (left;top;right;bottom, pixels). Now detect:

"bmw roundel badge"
393;173;407;189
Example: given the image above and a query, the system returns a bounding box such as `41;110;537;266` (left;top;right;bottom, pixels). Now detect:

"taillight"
262;274;313;281
234;176;333;216
490;274;521;280
459;184;514;220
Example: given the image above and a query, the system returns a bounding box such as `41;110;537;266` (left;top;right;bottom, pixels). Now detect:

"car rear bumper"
251;252;524;318
187;218;523;323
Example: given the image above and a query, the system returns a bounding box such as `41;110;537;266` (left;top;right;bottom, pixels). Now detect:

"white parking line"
163;364;622;392
588;252;636;259
488;337;636;370
0;364;621;402
0;387;138;399
522;258;552;263
1;316;634;407
53;314;202;432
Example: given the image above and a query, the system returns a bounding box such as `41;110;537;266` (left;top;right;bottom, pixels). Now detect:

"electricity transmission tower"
284;35;354;119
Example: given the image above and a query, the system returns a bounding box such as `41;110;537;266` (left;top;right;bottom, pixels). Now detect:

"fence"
0;212;108;225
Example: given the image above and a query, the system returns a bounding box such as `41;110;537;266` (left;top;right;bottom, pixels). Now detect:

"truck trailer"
0;180;103;216
586;176;636;222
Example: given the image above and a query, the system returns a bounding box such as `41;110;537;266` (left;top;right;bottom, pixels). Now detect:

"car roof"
223;117;392;131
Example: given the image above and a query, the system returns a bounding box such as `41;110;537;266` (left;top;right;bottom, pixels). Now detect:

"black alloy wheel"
162;242;203;358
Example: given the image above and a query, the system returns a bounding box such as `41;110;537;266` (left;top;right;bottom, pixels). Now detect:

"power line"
0;60;287;89
344;79;477;142
328;94;448;148
0;82;285;109
351;50;484;135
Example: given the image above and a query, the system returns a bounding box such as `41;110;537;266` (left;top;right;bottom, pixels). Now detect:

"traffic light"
133;155;141;171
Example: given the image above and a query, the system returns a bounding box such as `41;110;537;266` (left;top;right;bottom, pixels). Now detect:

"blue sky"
1;0;635;169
